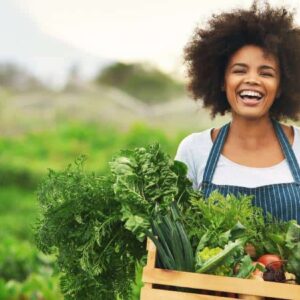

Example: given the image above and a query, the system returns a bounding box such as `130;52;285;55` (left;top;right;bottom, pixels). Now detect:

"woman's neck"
228;115;276;149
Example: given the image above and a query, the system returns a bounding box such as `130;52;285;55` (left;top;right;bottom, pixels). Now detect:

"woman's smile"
237;88;265;106
224;45;280;119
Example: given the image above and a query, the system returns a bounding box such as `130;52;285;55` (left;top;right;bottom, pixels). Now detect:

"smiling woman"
224;45;280;120
175;1;300;223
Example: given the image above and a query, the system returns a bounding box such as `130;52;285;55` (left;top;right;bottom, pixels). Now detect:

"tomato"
257;254;282;270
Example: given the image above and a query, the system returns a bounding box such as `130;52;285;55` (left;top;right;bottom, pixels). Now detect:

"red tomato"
257;254;282;270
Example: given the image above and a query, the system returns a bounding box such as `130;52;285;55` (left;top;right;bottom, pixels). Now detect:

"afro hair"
184;1;300;120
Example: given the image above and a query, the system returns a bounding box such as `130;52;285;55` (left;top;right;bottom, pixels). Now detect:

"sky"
6;0;300;79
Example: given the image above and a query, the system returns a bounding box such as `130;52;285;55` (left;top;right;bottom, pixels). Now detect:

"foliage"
196;247;232;275
110;143;192;241
1;123;185;299
35;141;300;298
0;164;39;189
185;191;265;249
35;142;193;299
96;62;184;103
285;222;300;282
147;203;194;272
0;274;62;300
0;187;39;241
0;122;183;188
0;236;51;282
196;239;245;276
35;156;145;299
128;260;145;300
0;235;61;299
0;187;64;298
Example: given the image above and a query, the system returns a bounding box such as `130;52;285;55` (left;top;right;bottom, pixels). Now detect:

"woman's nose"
244;77;261;85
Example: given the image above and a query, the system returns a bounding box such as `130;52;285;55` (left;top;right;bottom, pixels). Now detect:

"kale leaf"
109;143;193;241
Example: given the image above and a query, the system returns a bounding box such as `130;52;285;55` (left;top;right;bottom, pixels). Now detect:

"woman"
175;2;300;222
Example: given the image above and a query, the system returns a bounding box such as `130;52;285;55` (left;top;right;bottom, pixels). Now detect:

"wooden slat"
142;267;300;299
140;287;237;300
146;238;156;268
144;237;157;289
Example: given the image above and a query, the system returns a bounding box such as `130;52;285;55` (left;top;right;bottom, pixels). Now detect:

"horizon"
2;0;300;86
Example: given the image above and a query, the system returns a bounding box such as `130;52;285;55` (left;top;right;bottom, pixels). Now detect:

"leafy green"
235;255;264;279
253;219;300;282
35;144;194;299
35;143;300;300
35;156;145;299
196;239;245;275
185;191;265;249
110;143;192;241
147;202;194;272
196;247;232;276
285;222;300;282
253;216;289;257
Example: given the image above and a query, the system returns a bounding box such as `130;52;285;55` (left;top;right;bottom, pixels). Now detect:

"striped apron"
201;120;300;223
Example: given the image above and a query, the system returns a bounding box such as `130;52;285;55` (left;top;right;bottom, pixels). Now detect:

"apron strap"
272;119;300;183
202;123;230;184
202;120;300;185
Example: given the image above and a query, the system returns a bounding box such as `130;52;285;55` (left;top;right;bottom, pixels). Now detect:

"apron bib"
201;119;300;222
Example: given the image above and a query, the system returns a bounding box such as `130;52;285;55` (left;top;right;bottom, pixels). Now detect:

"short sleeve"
174;136;197;189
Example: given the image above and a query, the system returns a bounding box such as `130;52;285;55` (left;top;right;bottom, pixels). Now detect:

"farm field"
0;86;229;299
2;87;298;299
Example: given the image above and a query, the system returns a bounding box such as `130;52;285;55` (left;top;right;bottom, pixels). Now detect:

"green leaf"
196;239;246;274
195;232;210;254
286;221;300;249
236;255;256;278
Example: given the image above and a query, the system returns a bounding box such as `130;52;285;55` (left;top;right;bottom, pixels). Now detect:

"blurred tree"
0;63;44;91
95;62;184;103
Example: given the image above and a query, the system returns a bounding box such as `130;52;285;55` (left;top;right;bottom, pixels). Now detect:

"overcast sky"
11;0;300;73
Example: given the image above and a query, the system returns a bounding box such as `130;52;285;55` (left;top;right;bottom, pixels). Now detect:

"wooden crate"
140;239;300;300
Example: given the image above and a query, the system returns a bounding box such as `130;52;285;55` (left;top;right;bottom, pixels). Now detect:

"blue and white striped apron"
201;120;300;223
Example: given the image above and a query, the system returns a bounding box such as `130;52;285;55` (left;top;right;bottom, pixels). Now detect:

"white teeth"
239;90;263;98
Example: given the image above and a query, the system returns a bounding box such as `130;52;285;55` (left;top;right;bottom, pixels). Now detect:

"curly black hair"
184;1;300;120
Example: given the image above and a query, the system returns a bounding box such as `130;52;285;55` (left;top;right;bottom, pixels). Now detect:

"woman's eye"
233;69;246;74
261;73;273;77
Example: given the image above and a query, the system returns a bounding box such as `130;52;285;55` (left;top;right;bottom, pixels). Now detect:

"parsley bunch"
35;156;144;299
35;144;192;299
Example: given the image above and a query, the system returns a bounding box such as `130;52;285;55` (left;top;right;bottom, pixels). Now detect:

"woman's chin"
231;107;269;120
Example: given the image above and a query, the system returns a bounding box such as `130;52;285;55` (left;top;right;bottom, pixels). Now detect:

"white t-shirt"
175;125;300;190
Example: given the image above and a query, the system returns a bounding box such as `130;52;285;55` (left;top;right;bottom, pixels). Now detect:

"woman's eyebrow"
259;65;276;71
230;63;247;69
230;63;276;71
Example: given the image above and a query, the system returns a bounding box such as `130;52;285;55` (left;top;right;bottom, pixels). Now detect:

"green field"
0;119;199;299
2;84;300;298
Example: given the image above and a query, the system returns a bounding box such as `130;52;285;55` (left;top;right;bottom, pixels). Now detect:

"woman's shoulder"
292;124;300;150
176;128;213;152
175;128;214;167
292;124;300;134
175;128;214;186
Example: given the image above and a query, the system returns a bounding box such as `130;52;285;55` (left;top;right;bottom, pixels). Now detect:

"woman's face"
224;45;280;120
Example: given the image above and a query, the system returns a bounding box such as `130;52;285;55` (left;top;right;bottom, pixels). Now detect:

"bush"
0;237;54;282
96;62;184;103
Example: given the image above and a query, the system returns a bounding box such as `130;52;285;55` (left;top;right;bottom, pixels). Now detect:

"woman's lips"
237;94;264;106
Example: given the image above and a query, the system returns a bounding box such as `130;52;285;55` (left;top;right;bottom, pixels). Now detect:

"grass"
0;187;64;299
0;187;38;241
